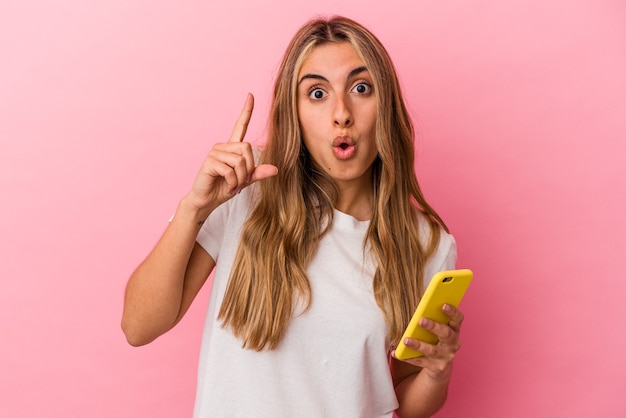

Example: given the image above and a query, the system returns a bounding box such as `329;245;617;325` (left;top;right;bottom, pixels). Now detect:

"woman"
122;16;463;417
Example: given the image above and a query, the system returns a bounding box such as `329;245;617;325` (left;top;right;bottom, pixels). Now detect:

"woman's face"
297;42;378;192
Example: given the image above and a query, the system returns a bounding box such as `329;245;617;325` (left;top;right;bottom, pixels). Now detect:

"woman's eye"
308;88;326;100
352;82;372;94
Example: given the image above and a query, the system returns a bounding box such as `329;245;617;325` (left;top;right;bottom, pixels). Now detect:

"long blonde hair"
218;16;448;350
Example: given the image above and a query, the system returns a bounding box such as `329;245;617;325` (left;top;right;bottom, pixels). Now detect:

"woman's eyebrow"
347;66;368;79
298;73;328;84
298;66;369;85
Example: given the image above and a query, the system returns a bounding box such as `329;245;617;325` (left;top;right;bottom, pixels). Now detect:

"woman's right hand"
121;93;277;346
184;93;278;218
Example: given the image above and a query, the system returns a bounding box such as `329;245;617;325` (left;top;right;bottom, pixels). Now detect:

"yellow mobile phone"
394;269;473;360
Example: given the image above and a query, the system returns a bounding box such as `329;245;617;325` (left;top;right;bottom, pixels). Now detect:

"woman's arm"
121;198;216;346
121;93;277;346
390;304;464;417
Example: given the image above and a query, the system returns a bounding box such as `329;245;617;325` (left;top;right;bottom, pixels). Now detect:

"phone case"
394;269;473;360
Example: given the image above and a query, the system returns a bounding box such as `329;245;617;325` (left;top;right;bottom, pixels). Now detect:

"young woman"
122;16;463;418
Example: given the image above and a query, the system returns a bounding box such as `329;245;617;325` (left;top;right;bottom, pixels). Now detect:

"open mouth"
333;139;356;160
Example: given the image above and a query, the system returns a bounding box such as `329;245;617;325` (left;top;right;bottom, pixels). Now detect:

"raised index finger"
228;93;254;143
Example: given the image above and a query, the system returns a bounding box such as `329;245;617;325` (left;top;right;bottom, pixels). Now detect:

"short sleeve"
423;230;457;289
194;185;256;263
195;198;234;263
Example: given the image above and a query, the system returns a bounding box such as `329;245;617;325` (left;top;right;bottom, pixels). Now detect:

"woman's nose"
333;96;353;127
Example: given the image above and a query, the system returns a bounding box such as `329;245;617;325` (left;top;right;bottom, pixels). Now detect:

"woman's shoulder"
416;211;457;273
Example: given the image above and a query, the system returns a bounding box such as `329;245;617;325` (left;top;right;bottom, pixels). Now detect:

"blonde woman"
122;16;463;418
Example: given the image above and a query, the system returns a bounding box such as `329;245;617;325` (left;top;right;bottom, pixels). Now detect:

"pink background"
1;0;625;416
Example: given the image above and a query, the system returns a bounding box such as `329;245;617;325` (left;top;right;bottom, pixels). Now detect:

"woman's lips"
332;135;356;160
333;143;356;159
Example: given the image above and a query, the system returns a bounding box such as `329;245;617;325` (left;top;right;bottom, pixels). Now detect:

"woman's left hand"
392;304;464;383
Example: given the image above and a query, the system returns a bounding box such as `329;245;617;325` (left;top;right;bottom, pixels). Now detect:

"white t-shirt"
193;185;457;417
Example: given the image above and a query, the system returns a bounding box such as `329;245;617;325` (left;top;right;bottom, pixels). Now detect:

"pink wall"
1;0;624;416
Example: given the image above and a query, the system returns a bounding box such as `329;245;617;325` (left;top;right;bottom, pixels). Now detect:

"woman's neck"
334;180;373;221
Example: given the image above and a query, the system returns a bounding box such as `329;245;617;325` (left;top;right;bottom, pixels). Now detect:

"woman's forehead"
298;42;367;80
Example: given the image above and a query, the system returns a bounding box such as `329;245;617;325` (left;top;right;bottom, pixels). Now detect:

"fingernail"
419;318;430;327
